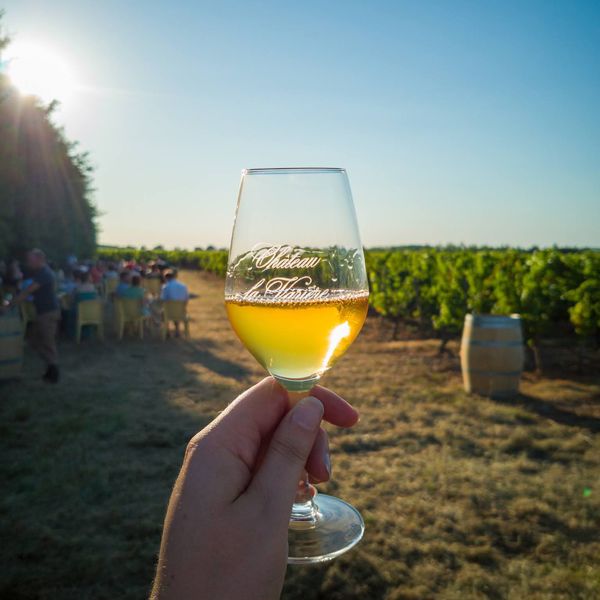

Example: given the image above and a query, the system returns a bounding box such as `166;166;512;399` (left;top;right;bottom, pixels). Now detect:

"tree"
0;13;97;263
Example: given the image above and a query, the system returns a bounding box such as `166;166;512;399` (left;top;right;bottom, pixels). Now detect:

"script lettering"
253;245;322;271
242;276;330;302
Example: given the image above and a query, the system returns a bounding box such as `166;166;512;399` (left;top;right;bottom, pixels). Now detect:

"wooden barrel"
0;310;24;380
460;314;524;398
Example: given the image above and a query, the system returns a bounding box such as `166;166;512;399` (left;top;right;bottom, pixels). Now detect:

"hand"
151;377;359;600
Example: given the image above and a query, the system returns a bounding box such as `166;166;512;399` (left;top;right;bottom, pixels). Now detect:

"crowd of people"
0;250;190;384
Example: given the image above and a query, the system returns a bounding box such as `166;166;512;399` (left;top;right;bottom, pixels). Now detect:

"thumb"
245;396;323;520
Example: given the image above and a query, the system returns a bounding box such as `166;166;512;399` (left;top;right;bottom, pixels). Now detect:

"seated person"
67;269;83;298
58;271;96;339
147;263;163;281
89;262;103;285
160;269;189;302
120;274;150;317
121;274;145;300
3;259;23;295
160;270;189;337
74;271;98;303
104;263;119;280
115;271;131;296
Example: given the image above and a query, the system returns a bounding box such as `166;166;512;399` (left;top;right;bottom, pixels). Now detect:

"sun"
4;42;75;104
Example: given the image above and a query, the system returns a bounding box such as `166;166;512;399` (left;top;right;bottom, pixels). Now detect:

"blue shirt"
116;282;130;296
32;266;59;315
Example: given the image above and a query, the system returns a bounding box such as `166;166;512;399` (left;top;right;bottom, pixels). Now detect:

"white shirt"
160;279;189;301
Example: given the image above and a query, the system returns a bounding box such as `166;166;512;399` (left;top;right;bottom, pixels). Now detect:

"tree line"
0;13;97;263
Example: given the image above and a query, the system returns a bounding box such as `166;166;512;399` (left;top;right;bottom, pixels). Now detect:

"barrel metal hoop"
468;323;521;329
466;369;522;376
465;314;522;328
465;340;523;348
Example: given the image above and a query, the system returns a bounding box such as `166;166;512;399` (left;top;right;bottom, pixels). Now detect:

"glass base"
274;374;321;393
288;494;364;564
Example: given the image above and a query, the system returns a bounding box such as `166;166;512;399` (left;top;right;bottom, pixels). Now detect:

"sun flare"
5;42;75;104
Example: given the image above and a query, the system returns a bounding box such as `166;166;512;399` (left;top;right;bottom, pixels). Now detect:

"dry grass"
1;271;599;599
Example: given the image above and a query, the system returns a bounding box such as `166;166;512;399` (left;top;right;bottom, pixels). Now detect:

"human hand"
151;377;359;600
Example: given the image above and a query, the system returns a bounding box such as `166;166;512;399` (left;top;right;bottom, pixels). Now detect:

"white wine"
225;291;368;383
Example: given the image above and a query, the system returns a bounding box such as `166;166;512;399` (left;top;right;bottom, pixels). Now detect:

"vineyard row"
97;247;600;364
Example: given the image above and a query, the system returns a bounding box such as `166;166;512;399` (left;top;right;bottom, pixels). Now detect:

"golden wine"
225;291;369;383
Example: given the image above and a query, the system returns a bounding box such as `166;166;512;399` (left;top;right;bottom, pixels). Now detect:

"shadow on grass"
492;392;600;433
0;321;385;600
183;337;251;379
339;431;443;455
0;333;249;600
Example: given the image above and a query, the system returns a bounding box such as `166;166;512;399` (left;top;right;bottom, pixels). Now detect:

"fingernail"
291;396;323;431
324;450;331;477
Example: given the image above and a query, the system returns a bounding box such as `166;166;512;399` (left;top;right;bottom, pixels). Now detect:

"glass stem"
287;390;319;527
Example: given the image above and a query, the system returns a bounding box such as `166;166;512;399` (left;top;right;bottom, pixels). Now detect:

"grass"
1;271;599;599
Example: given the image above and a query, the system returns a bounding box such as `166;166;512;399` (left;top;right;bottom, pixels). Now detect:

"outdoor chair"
103;278;118;299
161;300;190;340
143;278;162;297
76;299;104;343
115;297;146;340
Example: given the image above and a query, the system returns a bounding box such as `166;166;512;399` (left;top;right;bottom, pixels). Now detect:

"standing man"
5;249;61;383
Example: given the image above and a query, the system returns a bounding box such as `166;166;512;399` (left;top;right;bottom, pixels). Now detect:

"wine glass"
225;167;369;564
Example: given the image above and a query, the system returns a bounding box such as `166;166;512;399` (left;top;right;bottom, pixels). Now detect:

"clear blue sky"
2;0;599;248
